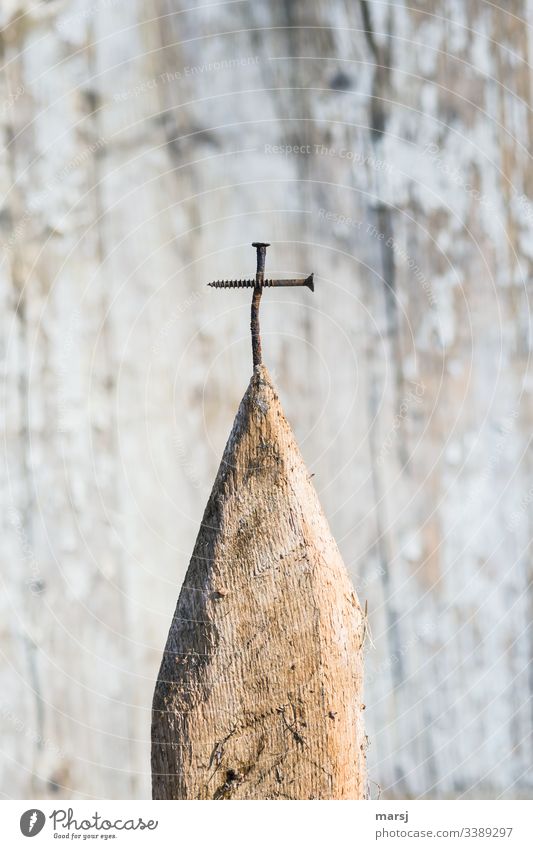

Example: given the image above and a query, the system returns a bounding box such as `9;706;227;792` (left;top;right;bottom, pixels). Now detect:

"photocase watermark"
318;207;362;231
20;809;45;837
516;193;533;225
423;142;496;214
151;290;204;358
424;142;533;229
354;565;386;591
265;143;393;174
1;138;107;259
56;0;123;33
366;221;437;307
50;808;158;834
375;380;425;468
481;410;519;479
114;57;260;102
173;432;203;490
0;85;24;117
1;704;66;761
57;137;107;181
460;407;519;512
365;621;434;686
19;807;159;837
318;209;436;307
507;483;533;531
57;310;81;434
8;508;43;595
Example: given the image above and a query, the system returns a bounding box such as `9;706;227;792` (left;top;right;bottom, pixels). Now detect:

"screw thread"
209;279;281;289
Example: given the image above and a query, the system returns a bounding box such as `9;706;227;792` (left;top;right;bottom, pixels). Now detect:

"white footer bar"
2;799;532;848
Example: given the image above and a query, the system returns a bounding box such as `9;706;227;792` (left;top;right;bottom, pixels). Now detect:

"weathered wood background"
1;0;532;799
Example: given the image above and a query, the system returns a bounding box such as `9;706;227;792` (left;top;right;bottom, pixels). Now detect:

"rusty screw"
208;243;315;368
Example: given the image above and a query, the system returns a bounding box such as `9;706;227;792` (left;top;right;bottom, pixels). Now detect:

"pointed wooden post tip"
152;367;366;799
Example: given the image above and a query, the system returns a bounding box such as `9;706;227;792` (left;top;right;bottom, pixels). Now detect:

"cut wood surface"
151;366;366;799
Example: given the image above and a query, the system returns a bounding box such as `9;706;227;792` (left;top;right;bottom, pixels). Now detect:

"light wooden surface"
1;0;532;799
152;366;366;799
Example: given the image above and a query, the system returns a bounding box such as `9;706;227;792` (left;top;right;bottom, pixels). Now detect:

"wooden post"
151;366;366;799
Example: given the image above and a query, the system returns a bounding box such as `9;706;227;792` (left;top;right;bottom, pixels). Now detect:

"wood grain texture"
152;366;366;799
1;0;532;800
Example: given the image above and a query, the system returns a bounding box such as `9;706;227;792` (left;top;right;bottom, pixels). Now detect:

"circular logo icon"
20;810;46;837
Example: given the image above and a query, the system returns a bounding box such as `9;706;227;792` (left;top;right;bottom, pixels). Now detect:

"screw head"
252;242;270;248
